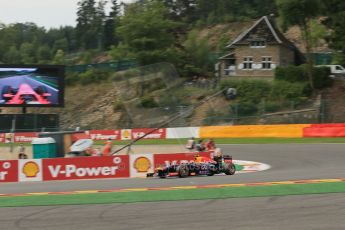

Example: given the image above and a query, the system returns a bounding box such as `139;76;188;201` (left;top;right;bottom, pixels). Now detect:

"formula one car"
147;154;236;178
1;84;51;104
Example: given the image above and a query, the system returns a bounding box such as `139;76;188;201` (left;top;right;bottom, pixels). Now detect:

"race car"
1;84;51;104
147;153;236;178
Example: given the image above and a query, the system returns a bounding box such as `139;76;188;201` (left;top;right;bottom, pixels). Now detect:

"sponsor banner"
153;152;212;168
87;130;121;141
0;160;18;183
166;127;200;139
200;124;310;138
121;129;132;140
0;133;4;143
18;159;43;182
303;126;345;137
13;132;39;143
42;155;130;181
130;153;154;178
4;133;14;143
132;128;166;140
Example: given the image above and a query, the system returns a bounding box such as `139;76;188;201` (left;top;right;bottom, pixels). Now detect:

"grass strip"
1;182;345;207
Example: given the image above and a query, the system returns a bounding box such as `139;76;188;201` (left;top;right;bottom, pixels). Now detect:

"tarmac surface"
1;143;345;229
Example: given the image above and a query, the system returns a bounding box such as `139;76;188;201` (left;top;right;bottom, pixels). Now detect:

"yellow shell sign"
134;157;151;173
23;161;40;178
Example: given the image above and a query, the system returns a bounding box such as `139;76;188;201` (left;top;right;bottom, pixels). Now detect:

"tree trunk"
302;20;315;90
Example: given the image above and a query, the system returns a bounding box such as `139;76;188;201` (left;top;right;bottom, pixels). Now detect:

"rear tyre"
224;163;236;175
178;164;189;178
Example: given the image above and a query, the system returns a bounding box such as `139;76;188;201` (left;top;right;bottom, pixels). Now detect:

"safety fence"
0;152;212;183
1;123;345;144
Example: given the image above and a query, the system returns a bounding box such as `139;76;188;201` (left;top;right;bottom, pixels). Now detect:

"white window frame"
243;57;253;70
262;56;272;69
250;41;266;48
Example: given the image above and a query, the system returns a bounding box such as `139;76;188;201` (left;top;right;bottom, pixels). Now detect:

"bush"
275;65;307;82
311;67;333;89
221;79;271;103
270;80;310;100
275;64;333;89
140;96;158;108
65;72;80;86
79;69;111;85
232;100;258;116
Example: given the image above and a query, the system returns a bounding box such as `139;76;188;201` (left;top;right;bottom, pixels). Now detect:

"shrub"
270;80;309;100
275;65;333;89
221;79;271;103
140;96;158;108
232;100;258;116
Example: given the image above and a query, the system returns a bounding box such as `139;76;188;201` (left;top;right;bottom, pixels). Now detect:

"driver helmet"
214;148;222;157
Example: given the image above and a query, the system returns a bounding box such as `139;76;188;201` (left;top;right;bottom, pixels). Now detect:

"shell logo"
22;161;40;178
134;157;151;173
121;129;132;140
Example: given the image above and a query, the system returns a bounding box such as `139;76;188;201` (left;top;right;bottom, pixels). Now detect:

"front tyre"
178;164;189;178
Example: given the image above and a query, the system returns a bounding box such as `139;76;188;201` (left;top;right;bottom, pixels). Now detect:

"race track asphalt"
1;143;345;230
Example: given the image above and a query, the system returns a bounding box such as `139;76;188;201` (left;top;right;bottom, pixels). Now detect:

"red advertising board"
13;132;38;143
0;160;18;183
131;128;166;139
0;133;4;143
87;130;121;141
42;155;130;181
153;152;212;168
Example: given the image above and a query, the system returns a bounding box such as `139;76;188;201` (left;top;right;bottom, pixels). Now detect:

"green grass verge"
1;182;345;207
1;137;344;147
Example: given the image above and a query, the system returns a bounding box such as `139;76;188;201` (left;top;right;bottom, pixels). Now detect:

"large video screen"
0;65;64;107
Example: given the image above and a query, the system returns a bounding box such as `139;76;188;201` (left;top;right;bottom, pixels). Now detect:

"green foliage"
65;72;80;86
232;100;258;116
116;0;180;65
276;0;323;29
195;0;277;25
275;65;332;89
322;2;345;63
275;65;307;82
52;49;65;65
78;69;111;85
221;79;271;103
271;80;310;101
184;29;213;73
221;78;311;117
139;95;158;108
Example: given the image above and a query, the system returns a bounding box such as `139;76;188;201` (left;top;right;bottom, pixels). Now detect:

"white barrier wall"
166;127;200;139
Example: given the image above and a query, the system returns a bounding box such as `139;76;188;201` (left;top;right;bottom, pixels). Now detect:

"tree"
116;0;179;65
76;0;106;50
36;45;52;63
20;42;36;64
104;0;120;49
276;0;323;90
52;49;65;64
184;29;212;74
322;0;345;65
3;46;21;64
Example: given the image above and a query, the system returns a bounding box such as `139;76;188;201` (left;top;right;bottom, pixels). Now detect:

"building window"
250;41;266;48
262;57;272;69
243;57;253;69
